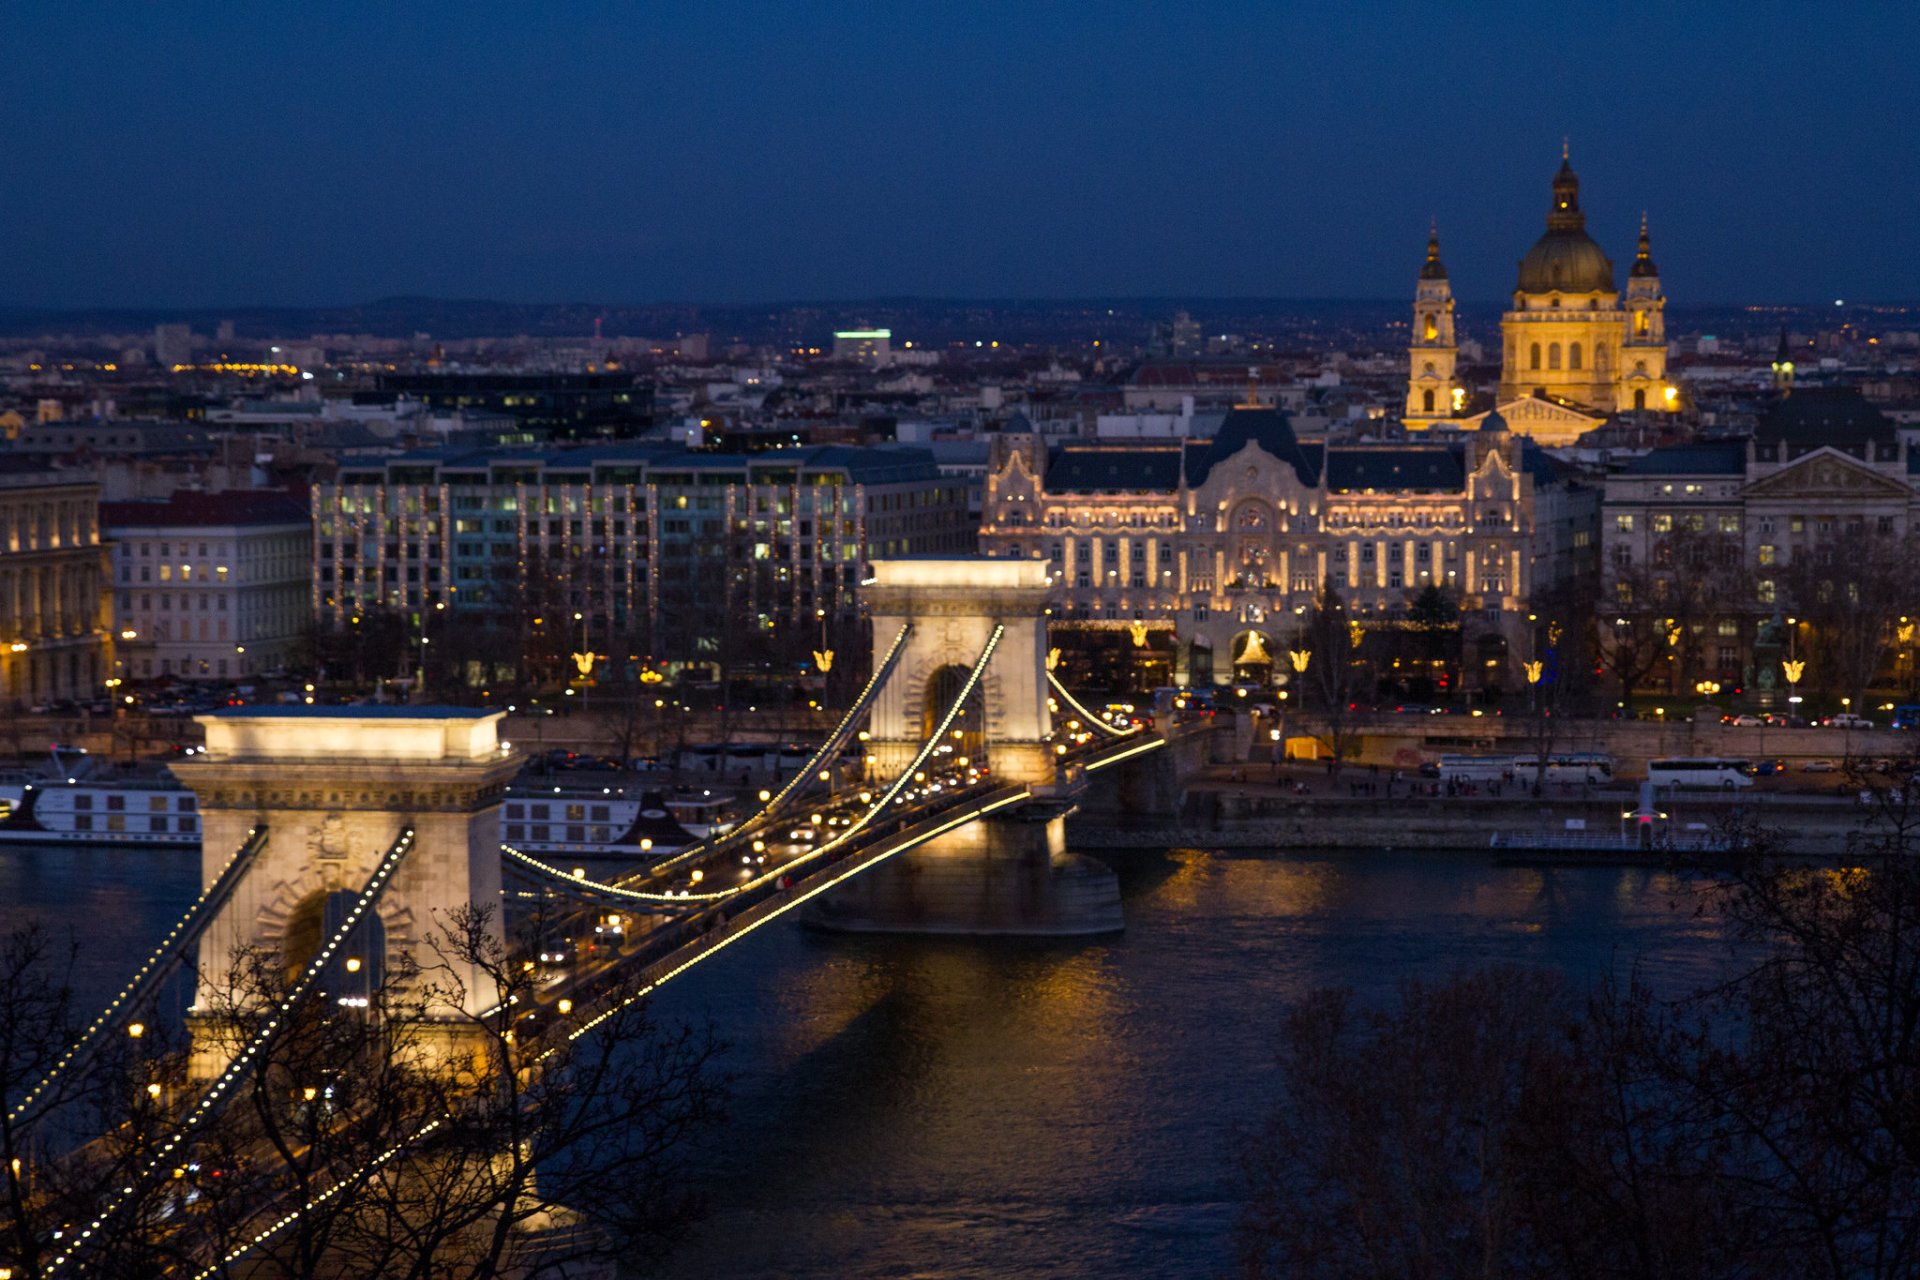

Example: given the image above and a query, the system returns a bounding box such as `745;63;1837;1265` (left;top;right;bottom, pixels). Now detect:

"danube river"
1;842;1737;1278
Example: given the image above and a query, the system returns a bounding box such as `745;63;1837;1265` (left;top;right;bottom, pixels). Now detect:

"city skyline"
3;2;1917;309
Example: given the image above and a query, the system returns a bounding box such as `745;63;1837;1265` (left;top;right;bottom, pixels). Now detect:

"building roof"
101;490;309;529
336;442;946;486
1186;407;1317;486
1516;156;1616;294
1755;387;1894;449
1047;445;1185;492
1620;442;1748;476
1324;448;1465;493
1419;224;1448;281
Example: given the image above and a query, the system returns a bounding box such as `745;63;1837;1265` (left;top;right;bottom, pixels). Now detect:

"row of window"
70;814;197;834
1615;513;1897;536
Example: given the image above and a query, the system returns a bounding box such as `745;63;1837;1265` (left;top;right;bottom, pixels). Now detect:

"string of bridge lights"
162;625;1093;1274
48;828;416;1277
186;1115;448;1280
603;623;914;890
1046;671;1136;739
546;625;1007;1054
7;827;266;1129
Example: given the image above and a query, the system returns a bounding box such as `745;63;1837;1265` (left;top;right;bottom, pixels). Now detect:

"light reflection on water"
0;843;1738;1279
643;847;1735;1279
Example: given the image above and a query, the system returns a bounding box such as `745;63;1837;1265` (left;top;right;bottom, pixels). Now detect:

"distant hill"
0;295;1870;348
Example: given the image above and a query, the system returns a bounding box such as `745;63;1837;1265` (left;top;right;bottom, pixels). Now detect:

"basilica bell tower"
1404;221;1462;430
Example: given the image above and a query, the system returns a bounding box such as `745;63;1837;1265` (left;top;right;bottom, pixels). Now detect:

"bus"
1435;754;1513;782
1510;752;1615;785
1892;705;1920;731
1647;758;1754;790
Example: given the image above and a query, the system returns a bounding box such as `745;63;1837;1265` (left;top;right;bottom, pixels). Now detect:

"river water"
0;842;1738;1278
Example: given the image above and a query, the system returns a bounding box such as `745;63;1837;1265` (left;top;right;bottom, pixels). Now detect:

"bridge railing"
47;827;418;1278
8;824;270;1130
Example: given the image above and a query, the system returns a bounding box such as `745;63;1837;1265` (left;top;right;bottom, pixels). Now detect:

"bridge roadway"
502;726;1166;1045
29;619;1165;1276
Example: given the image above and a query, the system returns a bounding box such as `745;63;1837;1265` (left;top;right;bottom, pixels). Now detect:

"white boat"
500;784;727;859
0;749;201;847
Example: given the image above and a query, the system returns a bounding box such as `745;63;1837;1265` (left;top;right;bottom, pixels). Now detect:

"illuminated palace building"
1405;149;1674;444
979;409;1596;690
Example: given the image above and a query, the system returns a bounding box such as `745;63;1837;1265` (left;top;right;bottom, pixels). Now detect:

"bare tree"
1301;579;1367;773
1780;524;1917;712
0;904;725;1279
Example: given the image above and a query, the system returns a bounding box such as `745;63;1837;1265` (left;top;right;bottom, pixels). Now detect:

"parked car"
1800;759;1838;773
1823;714;1875;729
1725;714;1765;727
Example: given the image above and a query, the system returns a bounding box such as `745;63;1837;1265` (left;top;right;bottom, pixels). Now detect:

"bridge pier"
804;811;1122;936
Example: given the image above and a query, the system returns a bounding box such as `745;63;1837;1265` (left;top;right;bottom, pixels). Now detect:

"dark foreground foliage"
1238;788;1920;1280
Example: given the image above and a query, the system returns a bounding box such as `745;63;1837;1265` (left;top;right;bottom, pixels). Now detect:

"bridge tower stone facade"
865;557;1056;786
813;557;1122;936
181;708;521;1075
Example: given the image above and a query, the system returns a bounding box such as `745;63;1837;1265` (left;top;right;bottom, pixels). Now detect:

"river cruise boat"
499;784;731;859
0;749;202;847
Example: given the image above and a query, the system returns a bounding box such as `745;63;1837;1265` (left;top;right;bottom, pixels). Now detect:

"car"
1725;714;1765;727
1823;714;1875;729
1800;759;1838;773
1753;759;1788;776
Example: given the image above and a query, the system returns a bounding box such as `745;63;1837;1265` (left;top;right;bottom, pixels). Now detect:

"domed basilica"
1405;148;1672;443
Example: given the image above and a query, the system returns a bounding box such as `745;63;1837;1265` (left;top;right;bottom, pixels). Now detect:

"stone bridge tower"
181;708;521;1072
865;557;1056;786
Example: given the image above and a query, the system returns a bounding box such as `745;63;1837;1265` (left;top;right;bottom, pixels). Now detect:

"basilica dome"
1514;156;1615;295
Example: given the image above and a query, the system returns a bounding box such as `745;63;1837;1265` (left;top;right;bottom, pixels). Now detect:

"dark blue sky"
4;1;1916;309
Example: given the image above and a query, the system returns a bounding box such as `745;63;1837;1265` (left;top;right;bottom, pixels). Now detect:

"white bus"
1436;754;1513;782
1647;757;1754;790
1510;752;1615;785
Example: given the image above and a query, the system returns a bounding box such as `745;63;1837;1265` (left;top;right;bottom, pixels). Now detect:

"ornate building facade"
1600;389;1920;699
980;408;1597;690
1406;150;1674;438
0;459;112;709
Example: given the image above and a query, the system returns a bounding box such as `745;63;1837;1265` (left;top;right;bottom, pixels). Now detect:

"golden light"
344;957;362;973
148;1084;162;1099
1348;621;1365;649
1045;646;1062;671
1523;660;1544;685
571;650;597;677
813;648;834;673
1662;384;1679;405
1450;386;1466;412
302;1087;318;1102
119;629;138;640
758;789;772;802
1128;620;1149;648
1783;659;1806;685
638;667;665;684
1288;648;1311;674
128;1022;145;1039
558;998;573;1014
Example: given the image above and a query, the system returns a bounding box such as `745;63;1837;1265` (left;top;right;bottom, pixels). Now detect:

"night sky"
4;2;1916;309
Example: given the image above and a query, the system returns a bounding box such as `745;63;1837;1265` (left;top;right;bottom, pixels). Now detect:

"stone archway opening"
924;663;986;773
283;888;386;1003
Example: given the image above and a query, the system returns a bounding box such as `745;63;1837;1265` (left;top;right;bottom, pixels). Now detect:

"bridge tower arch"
866;557;1055;785
181;708;521;1074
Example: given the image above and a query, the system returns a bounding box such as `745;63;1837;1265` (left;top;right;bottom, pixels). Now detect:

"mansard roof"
1325;448;1464;493
1045;445;1185;492
1755;387;1895;454
1185;407;1317;487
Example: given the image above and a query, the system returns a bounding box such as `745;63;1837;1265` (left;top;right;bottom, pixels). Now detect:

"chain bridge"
17;556;1204;1276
